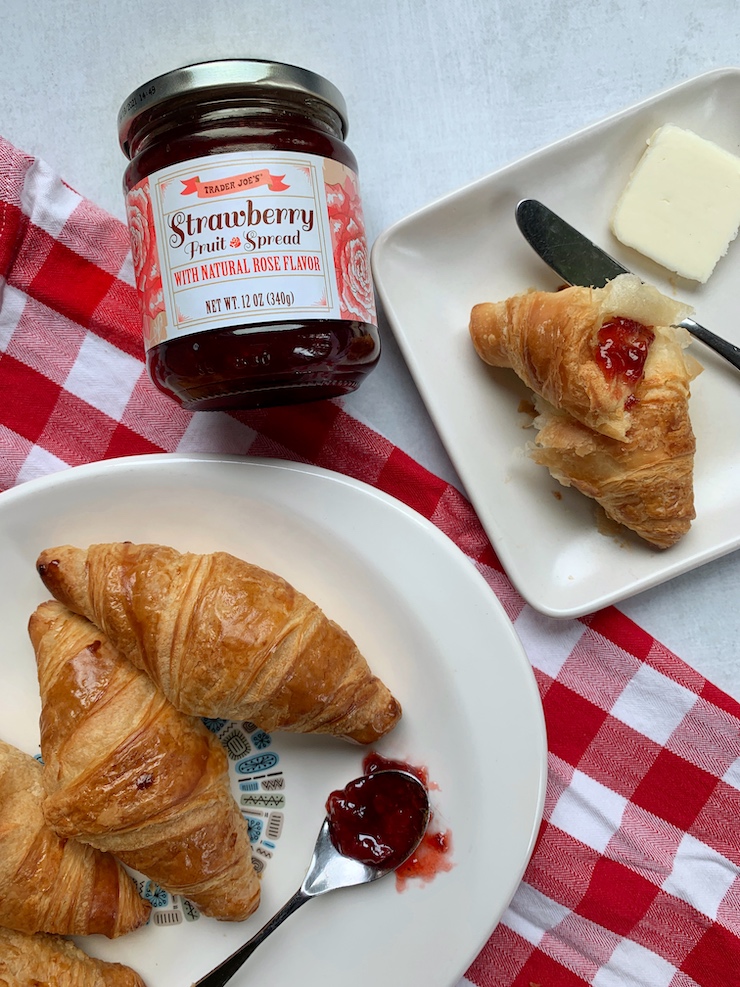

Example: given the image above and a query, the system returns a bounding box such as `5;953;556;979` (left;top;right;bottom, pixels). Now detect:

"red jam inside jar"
595;317;655;384
117;60;380;411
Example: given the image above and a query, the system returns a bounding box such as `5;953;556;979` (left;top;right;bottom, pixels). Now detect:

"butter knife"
515;198;740;372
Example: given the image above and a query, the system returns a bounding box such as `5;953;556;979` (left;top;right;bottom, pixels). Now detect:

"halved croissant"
0;926;147;986
469;273;693;441
530;391;696;548
0;737;149;938
29;600;260;922
35;543;401;744
469;274;701;547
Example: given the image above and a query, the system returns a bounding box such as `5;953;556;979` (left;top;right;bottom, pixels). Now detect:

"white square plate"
372;67;740;618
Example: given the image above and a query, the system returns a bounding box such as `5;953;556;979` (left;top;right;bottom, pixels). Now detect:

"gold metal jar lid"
117;58;349;158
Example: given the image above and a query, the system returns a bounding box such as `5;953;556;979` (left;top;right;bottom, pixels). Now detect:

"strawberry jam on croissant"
596;317;655;384
469;273;702;548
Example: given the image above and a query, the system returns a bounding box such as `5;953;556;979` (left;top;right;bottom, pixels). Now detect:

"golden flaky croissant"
470;273;694;441
35;543;401;744
469;274;701;548
0;738;149;938
0;926;146;987
29;601;260;923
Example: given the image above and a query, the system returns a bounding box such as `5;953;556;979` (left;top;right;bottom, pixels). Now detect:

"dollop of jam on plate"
324;752;454;887
326;765;429;870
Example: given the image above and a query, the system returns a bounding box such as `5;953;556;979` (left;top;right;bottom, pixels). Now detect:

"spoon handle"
192;888;310;987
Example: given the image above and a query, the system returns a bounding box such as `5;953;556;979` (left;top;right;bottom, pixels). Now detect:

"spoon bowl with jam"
192;769;431;987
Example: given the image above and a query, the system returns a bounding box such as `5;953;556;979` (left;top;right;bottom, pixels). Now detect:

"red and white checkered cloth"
2;134;740;987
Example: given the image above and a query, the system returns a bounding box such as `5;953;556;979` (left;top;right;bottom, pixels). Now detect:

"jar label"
125;149;377;350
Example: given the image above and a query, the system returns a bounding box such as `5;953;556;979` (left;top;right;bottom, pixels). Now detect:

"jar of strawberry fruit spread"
117;59;380;411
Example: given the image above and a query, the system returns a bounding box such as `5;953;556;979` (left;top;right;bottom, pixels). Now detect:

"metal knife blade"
515;198;626;288
515;198;740;372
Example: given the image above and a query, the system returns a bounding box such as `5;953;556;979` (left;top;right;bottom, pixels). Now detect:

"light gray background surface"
4;0;739;695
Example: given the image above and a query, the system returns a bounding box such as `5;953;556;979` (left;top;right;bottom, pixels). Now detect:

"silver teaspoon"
192;769;431;987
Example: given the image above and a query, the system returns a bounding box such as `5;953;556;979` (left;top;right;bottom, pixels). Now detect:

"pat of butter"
611;124;740;283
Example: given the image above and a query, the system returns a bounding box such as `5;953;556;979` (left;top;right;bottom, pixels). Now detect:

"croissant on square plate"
29;600;260;923
35;542;401;744
469;274;701;548
0;737;149;938
0;926;147;987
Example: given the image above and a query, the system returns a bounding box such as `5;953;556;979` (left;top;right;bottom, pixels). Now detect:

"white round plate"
0;453;546;987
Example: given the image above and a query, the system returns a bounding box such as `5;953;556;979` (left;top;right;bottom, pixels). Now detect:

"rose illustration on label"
326;174;377;326
126;178;167;346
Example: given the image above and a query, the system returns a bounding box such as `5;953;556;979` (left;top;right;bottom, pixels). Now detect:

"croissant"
469;274;701;548
29;601;260;922
0;926;147;986
530;391;696;547
469;273;694;441
0;738;149;938
35;542;402;744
